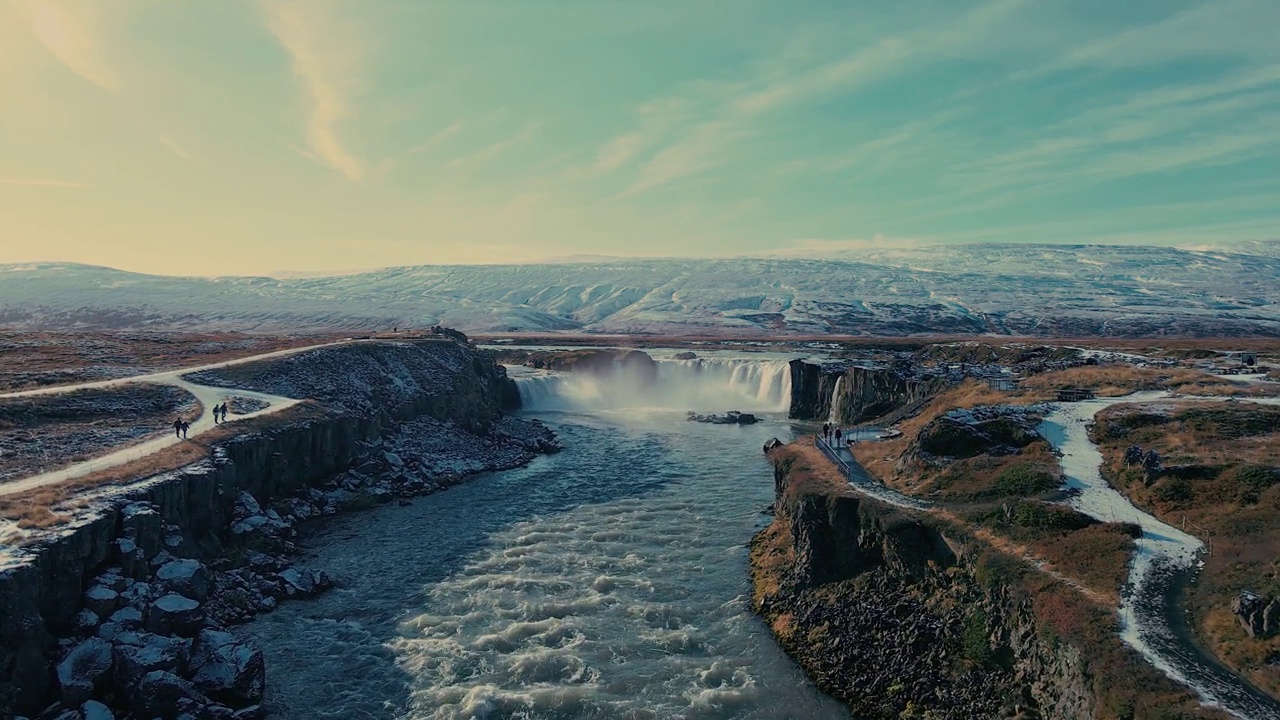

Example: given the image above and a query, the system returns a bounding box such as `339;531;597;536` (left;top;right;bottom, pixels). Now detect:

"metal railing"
815;435;855;481
815;434;882;485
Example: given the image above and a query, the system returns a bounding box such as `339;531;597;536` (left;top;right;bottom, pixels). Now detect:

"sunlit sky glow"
1;0;1279;276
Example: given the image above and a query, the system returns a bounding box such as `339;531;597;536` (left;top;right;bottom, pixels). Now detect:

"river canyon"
241;351;848;718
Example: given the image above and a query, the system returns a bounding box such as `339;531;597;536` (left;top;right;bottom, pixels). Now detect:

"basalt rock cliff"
751;443;1093;720
788;360;949;424
0;339;540;717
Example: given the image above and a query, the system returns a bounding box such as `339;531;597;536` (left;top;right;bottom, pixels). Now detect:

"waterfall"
827;375;845;424
512;357;792;413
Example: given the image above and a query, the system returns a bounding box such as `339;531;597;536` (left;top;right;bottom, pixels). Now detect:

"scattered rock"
130;670;208;718
156;559;211;602
687;410;759;425
111;631;187;689
81;700;115;720
56;638;113;707
1233;590;1280;639
187;629;266;705
146;594;203;637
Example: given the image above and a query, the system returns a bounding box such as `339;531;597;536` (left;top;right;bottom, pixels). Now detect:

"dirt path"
0;340;358;498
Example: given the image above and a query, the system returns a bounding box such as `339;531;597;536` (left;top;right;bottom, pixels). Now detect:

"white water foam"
513;357;792;414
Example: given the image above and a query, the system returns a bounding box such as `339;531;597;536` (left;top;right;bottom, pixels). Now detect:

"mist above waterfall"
513;356;793;413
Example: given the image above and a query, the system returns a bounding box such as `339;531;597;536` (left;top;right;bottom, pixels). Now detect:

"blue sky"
1;0;1278;275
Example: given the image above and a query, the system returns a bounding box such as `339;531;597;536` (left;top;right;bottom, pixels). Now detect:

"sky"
1;0;1279;276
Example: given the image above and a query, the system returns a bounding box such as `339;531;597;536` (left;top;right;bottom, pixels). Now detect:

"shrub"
1233;465;1280;505
961;608;993;666
994;465;1059;497
1152;476;1192;507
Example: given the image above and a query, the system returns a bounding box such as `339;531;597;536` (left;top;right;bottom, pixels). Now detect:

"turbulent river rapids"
241;353;851;719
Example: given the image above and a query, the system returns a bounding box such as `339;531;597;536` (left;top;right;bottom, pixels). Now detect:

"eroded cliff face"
0;340;530;716
752;447;1093;720
788;360;949;424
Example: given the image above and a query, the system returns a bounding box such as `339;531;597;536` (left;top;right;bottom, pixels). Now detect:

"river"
240;355;850;719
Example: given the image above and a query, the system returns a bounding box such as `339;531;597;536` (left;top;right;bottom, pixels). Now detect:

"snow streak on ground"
1041;394;1280;720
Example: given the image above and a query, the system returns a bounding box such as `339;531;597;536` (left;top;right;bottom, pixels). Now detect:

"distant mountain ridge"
3;243;1280;337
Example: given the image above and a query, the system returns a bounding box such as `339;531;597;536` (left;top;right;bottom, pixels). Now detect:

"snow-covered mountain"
3;243;1280;337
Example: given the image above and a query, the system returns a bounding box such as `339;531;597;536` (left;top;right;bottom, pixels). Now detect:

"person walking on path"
834;428;842;447
822;422;830;444
180;420;190;439
173;418;183;438
221;402;229;421
213;405;220;425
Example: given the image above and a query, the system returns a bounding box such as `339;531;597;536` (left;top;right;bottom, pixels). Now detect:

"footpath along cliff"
750;437;1229;720
0;337;557;719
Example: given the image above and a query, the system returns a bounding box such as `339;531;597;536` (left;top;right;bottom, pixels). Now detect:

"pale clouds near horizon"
0;0;1278;276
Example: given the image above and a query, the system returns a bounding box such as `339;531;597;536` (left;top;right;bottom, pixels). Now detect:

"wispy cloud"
0;177;91;188
16;0;118;91
159;136;195;162
409;120;464;155
445;123;539;170
261;0;365;181
605;0;1027;196
1034;0;1280;74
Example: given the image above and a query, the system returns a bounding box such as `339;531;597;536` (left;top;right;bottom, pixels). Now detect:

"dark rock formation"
686;410;758;425
1232;591;1280;640
788;360;949;424
513;348;659;386
0;339;556;718
751;446;1093;719
913;405;1044;461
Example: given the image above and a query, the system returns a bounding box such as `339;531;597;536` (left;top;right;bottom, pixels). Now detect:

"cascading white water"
513;357;793;413
827;375;845;424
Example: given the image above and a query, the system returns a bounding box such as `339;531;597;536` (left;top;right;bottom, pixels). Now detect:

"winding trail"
0;339;356;499
1041;393;1280;720
822;390;1280;719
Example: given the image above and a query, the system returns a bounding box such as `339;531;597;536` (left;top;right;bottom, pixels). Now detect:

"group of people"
821;422;845;447
172;402;232;440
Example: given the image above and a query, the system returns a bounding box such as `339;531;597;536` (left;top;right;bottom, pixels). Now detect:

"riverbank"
752;439;1226;719
0;338;557;718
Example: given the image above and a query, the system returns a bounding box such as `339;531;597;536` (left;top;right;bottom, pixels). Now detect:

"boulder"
82;700;115;720
75;609;102;635
277;567;331;597
112;632;187;689
56;637;113;706
157;559;212;602
145;594;204;637
83;586;120;618
916;406;1042;459
234;491;262;519
1232;590;1275;639
130;670;208;718
120;581;154;609
187;629;266;705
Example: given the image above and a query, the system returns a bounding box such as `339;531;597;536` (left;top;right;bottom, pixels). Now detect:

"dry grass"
762;440;1221;718
1020;365;1216;397
770;438;853;501
0;403;318;537
851;379;1035;490
15;505;70;529
0;330;345;392
1092;400;1280;697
